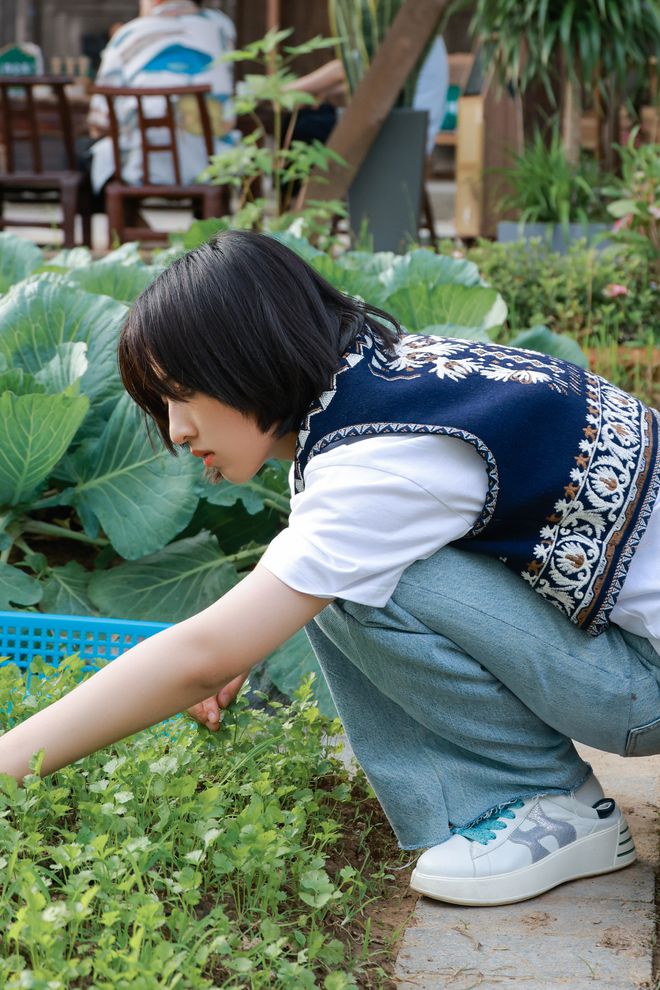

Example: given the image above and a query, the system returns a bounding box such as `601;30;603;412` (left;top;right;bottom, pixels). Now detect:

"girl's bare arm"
0;567;329;782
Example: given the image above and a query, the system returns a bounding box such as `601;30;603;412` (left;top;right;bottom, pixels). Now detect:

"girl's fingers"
187;699;220;730
187;676;247;733
189;703;205;722
204;701;221;729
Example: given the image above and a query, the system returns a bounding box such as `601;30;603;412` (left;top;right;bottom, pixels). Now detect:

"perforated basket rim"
0;610;169;635
0;609;170;673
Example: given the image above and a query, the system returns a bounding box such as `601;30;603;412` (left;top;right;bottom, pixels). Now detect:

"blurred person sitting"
290;35;449;158
87;0;237;201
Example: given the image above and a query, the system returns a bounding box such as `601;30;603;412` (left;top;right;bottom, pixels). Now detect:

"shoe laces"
453;799;525;845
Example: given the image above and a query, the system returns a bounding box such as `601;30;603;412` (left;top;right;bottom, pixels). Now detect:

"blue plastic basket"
0;610;170;690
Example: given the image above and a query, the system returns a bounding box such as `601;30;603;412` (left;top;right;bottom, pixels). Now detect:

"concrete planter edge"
497;220;611;253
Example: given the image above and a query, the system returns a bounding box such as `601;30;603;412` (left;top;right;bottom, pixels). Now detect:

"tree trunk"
561;74;582;166
299;0;449;205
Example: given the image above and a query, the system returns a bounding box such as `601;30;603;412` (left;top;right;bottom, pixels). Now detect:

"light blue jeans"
306;547;660;850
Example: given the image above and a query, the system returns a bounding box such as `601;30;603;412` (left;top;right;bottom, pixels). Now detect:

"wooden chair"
91;83;231;244
0;75;92;248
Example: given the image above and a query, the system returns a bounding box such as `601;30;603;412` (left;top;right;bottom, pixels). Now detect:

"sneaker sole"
410;814;636;906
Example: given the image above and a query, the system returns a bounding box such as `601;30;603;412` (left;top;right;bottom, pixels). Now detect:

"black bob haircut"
119;229;402;452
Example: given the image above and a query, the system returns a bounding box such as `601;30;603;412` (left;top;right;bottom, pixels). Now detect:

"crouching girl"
1;230;658;906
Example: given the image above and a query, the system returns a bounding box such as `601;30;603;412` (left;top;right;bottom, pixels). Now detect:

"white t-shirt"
260;433;660;655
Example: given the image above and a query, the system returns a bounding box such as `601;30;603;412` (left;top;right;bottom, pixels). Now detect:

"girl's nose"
167;400;195;447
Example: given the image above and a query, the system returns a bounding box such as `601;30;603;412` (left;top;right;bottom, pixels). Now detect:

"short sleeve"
260;434;488;605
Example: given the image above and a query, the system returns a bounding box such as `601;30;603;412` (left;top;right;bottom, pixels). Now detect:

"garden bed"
0;658;415;989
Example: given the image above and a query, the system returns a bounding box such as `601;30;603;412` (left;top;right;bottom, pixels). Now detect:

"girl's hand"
186;673;248;731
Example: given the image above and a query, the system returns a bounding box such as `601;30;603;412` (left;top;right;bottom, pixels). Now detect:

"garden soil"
318;775;420;988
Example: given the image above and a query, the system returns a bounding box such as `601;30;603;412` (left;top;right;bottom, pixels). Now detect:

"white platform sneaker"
410;778;636;906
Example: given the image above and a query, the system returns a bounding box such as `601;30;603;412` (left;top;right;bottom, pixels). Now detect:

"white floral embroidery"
375;335;580;395
555;540;592;576
523;373;659;632
479;366;552;385
431;357;480;381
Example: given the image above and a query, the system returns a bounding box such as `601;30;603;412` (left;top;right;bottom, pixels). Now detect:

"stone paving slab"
395;746;659;990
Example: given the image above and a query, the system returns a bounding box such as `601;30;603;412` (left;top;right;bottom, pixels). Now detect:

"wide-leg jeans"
306;547;660;850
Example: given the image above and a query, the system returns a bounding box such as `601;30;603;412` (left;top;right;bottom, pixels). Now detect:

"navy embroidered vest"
295;332;660;635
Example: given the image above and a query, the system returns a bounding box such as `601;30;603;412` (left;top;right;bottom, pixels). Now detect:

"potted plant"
496;127;611;252
200;28;346;244
329;0;437;251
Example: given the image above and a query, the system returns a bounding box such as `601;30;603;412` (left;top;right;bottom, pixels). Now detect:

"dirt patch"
597;927;640;954
318;777;420;988
360;872;420;989
12;527;100;570
520;911;555;931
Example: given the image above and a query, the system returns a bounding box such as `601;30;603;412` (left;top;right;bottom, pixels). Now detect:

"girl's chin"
204;466;225;485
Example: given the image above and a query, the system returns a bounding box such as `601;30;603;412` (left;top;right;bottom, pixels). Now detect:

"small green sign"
0;44;38;77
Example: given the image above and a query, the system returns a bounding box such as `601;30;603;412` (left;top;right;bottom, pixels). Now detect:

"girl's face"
166;393;296;484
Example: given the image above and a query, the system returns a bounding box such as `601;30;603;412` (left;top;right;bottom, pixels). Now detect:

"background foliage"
328;0;435;107
495;128;609;225
603;134;660;278
462;239;659;349
459;0;660;96
200;28;345;239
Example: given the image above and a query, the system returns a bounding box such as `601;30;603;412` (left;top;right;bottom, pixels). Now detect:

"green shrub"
460;239;659;347
200;28;345;236
495;129;609;225
604;134;660;278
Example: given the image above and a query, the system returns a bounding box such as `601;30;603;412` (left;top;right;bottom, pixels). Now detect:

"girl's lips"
190;449;215;467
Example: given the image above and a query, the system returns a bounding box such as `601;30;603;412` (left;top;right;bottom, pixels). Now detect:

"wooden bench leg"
105;187;125;245
201;186;228;220
60;177;80;248
78;180;93;248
